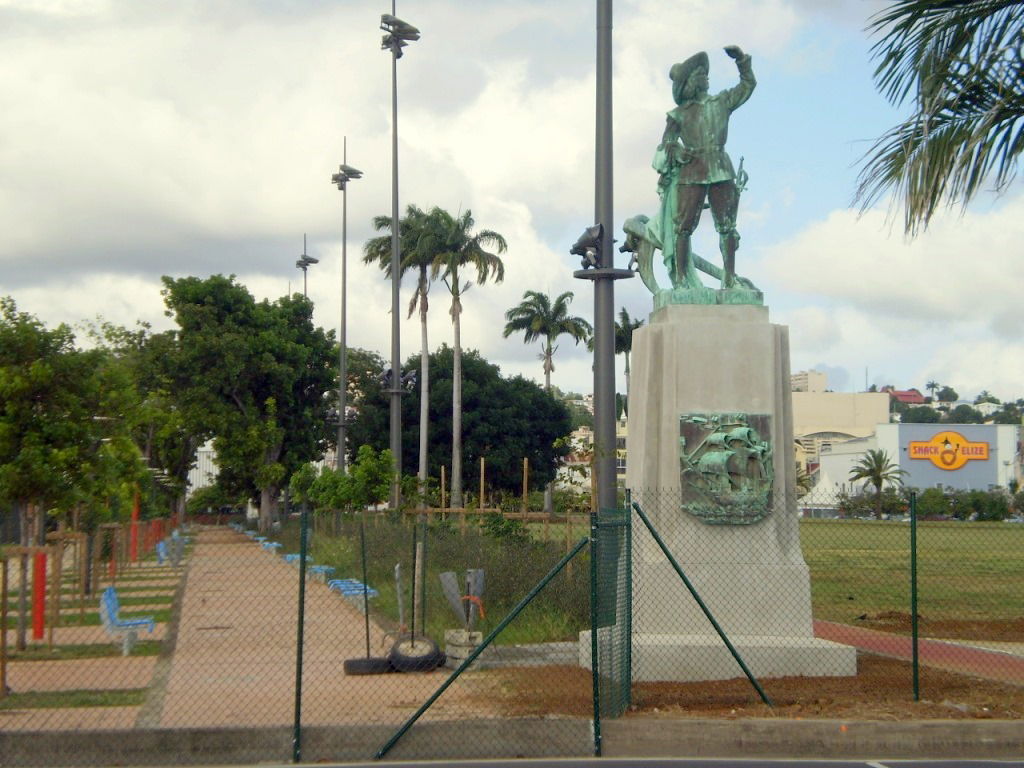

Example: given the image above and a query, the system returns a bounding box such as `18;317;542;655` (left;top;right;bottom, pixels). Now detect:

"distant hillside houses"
786;371;1023;503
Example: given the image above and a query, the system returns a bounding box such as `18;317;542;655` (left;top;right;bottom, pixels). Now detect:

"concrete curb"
0;718;1021;766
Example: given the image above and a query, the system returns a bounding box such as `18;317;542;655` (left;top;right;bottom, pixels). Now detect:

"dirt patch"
469;654;1024;720
853;612;1024;642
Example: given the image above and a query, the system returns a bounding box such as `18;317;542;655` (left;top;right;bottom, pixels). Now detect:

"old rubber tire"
388;635;444;672
343;656;393;675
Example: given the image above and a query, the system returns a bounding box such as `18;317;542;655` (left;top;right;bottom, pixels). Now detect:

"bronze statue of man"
656;46;755;290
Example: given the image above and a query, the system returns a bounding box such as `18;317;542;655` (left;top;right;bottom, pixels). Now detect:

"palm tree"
855;1;1024;235
614;308;643;414
363;204;435;492
925;380;939;401
424;208;507;508
587;306;643;415
504;291;592;515
849;448;906;519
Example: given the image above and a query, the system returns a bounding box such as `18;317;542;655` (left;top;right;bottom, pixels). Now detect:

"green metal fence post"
359;516;370;657
292;501;310;763
910;490;919;701
625;490;633;698
590;509;602;757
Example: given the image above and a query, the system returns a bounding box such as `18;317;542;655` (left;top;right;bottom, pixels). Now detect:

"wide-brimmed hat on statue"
670;51;709;104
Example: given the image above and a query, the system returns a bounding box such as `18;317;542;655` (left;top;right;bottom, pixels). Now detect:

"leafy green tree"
423;208;507;508
949;488;1011;521
0;298;142;525
947;403;984;423
90;322;207;524
991;398;1023;424
974;389;1000;405
849;448;906;519
503;290;591;514
288;461;319;507
1;298;146;648
837;486;907;519
566;401;594;430
856;1;1024;234
347;346;571;498
901;404;941;423
161;276;336;531
936;385;959;402
364;204;438;490
914;486;951;518
308;445;394;513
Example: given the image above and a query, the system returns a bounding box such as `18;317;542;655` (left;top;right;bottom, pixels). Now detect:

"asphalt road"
290;759;1024;768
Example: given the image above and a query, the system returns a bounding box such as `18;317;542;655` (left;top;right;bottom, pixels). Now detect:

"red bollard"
32;552;46;640
130;490;140;563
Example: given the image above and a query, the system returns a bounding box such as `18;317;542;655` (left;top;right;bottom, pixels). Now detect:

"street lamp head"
381;14;420;39
331;163;363;189
296;255;319;268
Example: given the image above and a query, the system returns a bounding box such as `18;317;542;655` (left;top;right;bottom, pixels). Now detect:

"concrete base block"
444;628;492;669
580;631;856;682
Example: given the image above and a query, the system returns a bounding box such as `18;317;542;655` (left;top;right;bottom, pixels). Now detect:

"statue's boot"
675;228;693;288
719;230;739;288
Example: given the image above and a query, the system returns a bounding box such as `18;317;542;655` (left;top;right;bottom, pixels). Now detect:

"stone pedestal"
613;304;855;682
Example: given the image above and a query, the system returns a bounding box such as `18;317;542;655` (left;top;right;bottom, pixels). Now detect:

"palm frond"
856;0;1024;234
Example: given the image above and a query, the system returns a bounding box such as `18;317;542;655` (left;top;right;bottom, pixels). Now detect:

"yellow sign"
907;431;989;471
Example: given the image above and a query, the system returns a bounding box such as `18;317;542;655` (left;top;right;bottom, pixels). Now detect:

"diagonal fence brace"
631;501;773;707
375;536;591;760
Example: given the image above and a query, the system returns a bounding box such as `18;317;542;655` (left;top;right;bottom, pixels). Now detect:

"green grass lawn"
4;641;161;661
800;519;1024;626
0;689;147;710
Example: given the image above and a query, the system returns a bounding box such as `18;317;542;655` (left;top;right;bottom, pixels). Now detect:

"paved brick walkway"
814;620;1024;684
152;527;478;728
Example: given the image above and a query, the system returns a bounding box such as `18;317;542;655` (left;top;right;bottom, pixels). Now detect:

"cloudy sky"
2;0;1021;402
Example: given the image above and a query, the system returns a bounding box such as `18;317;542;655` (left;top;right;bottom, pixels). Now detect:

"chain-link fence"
2;489;1023;765
1;510;603;764
627;487;1024;718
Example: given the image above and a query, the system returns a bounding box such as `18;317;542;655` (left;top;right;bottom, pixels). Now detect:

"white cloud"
765;198;1024;339
7;0;1015;405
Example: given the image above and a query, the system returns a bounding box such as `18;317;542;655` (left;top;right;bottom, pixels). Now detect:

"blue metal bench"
308;565;335;581
99;586;155;656
328;578;378;597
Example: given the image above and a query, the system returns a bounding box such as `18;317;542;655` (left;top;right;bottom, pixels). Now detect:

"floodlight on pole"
380;4;419;508
331;140;363;472
295;234;318;298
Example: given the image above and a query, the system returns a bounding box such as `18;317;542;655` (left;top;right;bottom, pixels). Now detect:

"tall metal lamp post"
380;8;420;507
296;234;318;297
331;146;363;472
574;0;632;515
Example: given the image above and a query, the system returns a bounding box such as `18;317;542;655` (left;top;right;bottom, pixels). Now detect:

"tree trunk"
543;348;554;516
15;501;28;651
450;294;464;509
874;485;883;520
418;280;429;498
173;493;187;528
624;350;631;417
259;486;279;533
